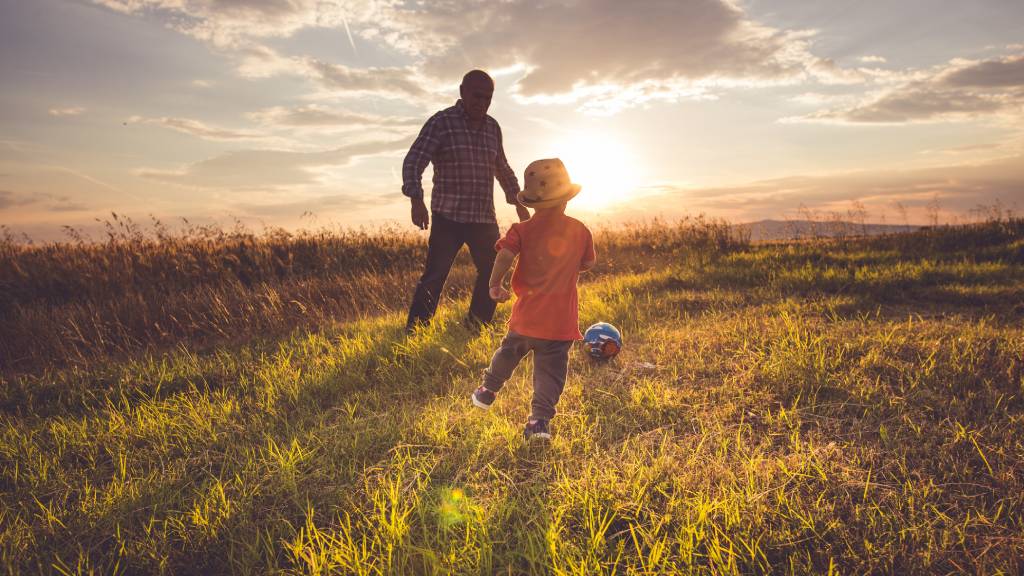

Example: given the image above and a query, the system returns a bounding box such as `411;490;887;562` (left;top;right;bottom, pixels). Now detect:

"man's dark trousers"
406;212;500;331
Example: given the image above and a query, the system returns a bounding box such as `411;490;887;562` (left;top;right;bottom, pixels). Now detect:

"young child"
471;158;596;440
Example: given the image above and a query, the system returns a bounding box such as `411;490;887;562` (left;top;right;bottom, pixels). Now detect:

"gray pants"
482;331;573;420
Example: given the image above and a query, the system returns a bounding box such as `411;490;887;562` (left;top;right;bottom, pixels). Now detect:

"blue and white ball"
583;322;623;360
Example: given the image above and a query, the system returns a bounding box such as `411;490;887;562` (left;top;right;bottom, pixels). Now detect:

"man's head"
459;70;494;122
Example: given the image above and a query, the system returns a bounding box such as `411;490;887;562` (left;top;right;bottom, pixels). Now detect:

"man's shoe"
523;419;551;440
462;314;492;331
405;318;428;335
471;385;496;409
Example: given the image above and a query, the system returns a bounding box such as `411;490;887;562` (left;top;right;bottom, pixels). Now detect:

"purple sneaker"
523;419;551;440
471;385;496;409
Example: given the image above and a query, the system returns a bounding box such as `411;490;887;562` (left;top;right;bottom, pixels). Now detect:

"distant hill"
738;219;919;242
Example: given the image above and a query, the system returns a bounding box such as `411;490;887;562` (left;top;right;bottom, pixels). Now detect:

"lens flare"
549;132;643;210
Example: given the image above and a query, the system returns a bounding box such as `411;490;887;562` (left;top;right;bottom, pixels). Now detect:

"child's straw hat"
517;158;582;209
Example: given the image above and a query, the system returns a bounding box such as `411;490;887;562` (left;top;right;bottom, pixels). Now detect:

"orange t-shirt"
495;211;596;341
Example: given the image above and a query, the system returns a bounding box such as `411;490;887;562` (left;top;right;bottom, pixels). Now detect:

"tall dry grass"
0;214;744;376
1;217;1021;573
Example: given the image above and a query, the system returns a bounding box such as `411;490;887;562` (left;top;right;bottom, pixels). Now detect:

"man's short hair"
461;69;494;88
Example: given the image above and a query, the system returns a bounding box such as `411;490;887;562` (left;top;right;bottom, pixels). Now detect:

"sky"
1;0;1023;241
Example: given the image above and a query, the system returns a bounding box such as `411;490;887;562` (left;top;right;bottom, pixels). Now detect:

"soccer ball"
583;322;622;360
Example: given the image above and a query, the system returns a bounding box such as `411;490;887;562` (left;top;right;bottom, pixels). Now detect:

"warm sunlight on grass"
2;219;1023;573
551;132;643;209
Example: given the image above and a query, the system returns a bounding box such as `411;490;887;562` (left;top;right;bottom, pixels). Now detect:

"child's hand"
489;285;510;302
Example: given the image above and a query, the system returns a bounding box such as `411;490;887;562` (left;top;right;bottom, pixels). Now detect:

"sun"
548;132;643;210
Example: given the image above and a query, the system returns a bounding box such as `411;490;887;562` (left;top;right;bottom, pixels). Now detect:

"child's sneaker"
523;419;551;440
471;386;496;409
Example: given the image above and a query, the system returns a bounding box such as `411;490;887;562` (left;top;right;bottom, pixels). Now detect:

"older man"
403;69;530;332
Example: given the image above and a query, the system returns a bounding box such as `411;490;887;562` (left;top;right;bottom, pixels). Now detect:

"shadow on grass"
19;312;501;573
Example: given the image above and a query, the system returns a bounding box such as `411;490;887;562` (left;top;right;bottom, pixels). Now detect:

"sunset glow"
551;133;644;210
0;1;1022;240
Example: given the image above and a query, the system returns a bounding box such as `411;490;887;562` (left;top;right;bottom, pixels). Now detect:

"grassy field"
1;219;1022;574
0;216;736;375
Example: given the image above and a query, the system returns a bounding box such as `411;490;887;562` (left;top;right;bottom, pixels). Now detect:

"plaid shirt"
402;100;520;224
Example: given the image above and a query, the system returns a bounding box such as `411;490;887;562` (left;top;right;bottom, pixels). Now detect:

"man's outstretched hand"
516;203;530;222
411;198;429;230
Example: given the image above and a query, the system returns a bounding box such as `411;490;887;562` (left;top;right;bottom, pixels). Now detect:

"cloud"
49;107;85;117
93;0;853;112
92;0;370;48
0;190;24;209
632;155;1024;223
129;115;269;141
303;60;429;99
806;57;875;86
918;142;1005;156
789;92;848;106
790;53;1024;124
44;195;91;212
91;1;432;98
515;78;719;116
249;105;420;129
827;89;1004;123
942;55;1024;87
231;44;432;100
139;137;411;190
859;55;887;64
234;43;304;78
0;189;89;212
366;0;831;108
